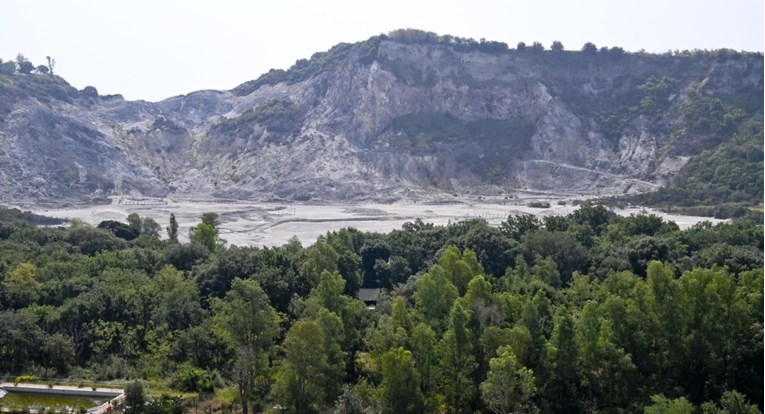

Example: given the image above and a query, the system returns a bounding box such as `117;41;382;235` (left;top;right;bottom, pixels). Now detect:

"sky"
3;0;763;102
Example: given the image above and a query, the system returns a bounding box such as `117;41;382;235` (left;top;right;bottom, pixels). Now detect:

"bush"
65;226;127;255
13;374;37;385
97;220;140;241
0;61;16;74
211;99;301;138
125;381;145;414
173;368;214;393
80;86;98;98
527;201;550;209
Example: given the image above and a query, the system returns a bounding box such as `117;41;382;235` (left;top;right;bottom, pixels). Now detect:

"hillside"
626;114;763;219
0;29;762;207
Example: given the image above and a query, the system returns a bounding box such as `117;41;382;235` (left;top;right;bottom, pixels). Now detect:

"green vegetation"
553;74;684;141
386;28;509;54
230;28;718;99
527;201;550;209
0;68;78;120
210;99;302;138
679;91;747;143
542;51;760;145
0;207;65;226
232;37;383;96
0;204;761;413
0;38;762;414
168;32;764;224
629;115;763;219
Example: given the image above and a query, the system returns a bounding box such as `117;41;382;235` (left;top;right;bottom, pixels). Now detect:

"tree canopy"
0;205;760;413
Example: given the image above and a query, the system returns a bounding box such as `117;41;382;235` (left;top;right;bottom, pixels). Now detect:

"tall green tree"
304;270;368;359
201;212;220;228
300;241;339;287
519;290;553;387
390;295;413;334
410;322;437;398
576;302;636;411
644;394;694;414
463;274;502;373
273;320;330;414
151;265;204;331
547;307;580;414
414;264;459;332
378;347;424;414
645;261;682;390
438;302;476;413
166;213;179;243
140;217;161;239
700;390;760;414
480;346;538;414
189;223;218;252
313;307;347;405
439;245;475;295
127;213;142;234
190;212;224;252
212;279;280;414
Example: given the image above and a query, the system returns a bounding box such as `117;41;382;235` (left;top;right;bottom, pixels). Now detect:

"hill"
0;29;762;210
625;115;763;219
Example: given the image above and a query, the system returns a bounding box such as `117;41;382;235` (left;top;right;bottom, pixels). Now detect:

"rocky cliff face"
0;33;762;205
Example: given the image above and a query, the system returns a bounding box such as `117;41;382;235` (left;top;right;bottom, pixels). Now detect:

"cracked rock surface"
0;38;761;206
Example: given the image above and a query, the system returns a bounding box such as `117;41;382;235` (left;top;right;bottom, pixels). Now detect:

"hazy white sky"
3;0;763;102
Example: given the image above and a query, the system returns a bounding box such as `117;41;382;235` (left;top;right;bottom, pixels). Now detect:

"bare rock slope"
0;32;762;205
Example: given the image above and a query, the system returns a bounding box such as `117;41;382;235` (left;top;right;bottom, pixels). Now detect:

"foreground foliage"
0;203;761;413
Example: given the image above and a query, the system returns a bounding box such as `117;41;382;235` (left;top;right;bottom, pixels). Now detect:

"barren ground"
27;195;726;248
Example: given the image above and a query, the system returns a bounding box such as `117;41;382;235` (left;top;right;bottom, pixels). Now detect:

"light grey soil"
23;195;726;248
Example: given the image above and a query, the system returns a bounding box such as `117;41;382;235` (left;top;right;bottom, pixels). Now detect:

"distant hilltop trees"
386;28;622;54
0;53;56;75
385;28;756;58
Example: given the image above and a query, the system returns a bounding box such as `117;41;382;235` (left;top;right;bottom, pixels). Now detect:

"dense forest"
0;203;762;413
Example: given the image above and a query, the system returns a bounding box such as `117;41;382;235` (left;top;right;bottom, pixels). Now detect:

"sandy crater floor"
29;196;726;248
